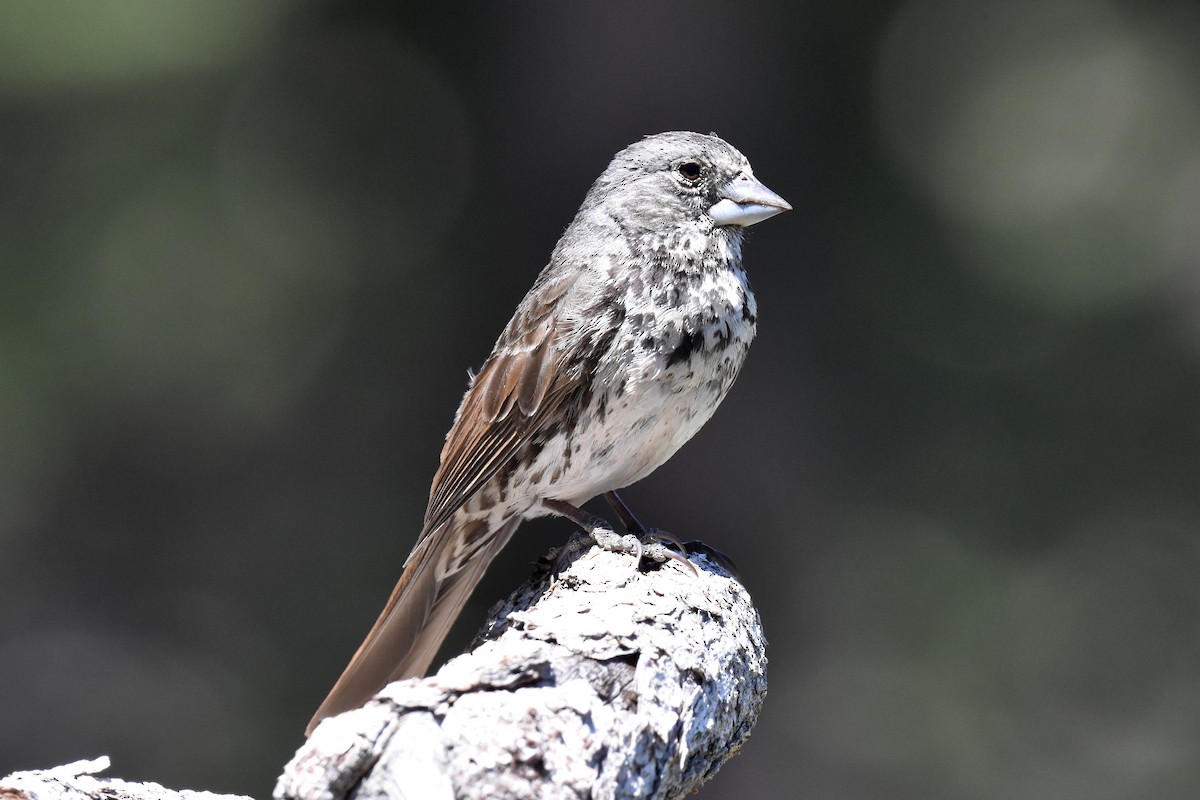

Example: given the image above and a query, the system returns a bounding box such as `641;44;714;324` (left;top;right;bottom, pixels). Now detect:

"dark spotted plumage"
307;132;789;734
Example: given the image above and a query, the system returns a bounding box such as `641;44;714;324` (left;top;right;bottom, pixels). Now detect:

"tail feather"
305;516;519;736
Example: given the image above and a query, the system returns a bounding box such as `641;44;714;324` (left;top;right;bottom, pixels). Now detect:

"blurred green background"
2;1;1198;798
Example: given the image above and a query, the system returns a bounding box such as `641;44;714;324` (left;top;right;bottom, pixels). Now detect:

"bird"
306;131;789;735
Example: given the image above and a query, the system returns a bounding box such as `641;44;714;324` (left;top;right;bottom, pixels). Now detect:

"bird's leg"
602;491;696;575
543;498;643;561
545;497;698;576
603;490;646;533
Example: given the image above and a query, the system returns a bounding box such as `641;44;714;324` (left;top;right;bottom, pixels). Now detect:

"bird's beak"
708;172;792;227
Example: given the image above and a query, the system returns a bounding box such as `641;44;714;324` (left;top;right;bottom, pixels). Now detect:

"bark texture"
0;758;250;800
1;541;768;800
278;541;768;800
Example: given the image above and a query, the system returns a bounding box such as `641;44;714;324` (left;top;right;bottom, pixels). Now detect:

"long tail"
306;515;520;735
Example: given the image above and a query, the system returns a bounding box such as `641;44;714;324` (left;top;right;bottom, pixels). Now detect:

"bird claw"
570;526;697;577
587;526;697;577
543;497;698;576
590;526;645;560
636;528;699;577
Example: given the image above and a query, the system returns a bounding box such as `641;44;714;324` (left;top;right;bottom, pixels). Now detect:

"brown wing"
421;272;580;537
305;272;589;736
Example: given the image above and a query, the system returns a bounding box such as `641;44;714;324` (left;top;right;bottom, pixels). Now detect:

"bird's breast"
622;262;757;389
533;263;756;503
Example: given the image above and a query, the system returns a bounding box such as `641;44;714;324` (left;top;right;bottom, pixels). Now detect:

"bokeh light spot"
876;0;1200;314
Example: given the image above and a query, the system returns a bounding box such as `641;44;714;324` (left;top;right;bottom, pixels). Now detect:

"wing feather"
421;272;582;536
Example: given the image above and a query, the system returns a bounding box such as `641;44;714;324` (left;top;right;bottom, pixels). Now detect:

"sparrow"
307;131;789;735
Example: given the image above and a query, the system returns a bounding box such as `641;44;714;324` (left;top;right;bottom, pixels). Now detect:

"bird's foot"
543;498;697;576
590;526;646;559
591;526;697;577
603;491;697;576
633;528;699;577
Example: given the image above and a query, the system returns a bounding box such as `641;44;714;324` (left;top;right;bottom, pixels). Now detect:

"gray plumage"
307;132;789;735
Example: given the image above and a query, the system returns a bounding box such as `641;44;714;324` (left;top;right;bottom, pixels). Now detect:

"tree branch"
0;758;250;800
278;540;768;800
1;540;768;800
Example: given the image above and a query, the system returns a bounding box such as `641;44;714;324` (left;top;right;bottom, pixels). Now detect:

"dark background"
2;1;1199;798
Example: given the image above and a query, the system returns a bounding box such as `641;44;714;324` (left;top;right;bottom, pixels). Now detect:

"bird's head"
583;131;791;239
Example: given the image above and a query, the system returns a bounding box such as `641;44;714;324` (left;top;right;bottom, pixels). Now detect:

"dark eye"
677;162;703;181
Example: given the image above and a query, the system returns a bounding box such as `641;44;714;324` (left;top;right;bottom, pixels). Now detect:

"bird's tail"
305;514;520;735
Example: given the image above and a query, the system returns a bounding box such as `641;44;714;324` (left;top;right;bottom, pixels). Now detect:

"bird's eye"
677;162;703;182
